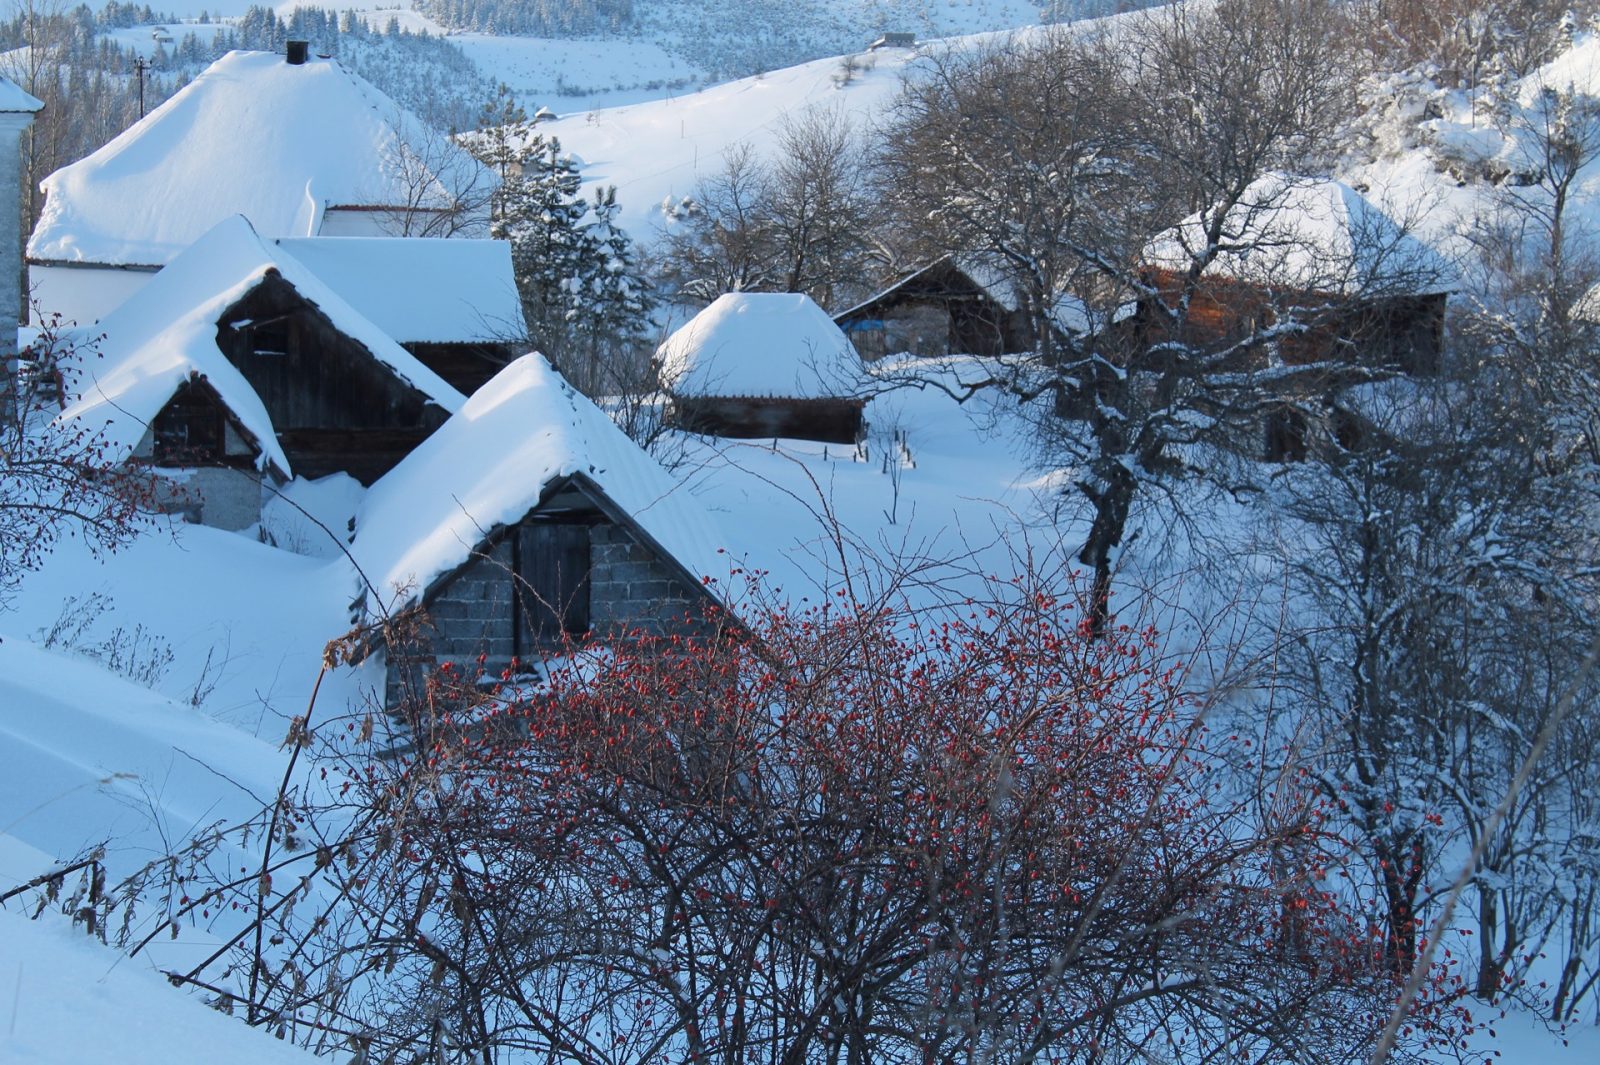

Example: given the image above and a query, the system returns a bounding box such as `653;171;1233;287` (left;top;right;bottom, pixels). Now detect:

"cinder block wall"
383;520;712;706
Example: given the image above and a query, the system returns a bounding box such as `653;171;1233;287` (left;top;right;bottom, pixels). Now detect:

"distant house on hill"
348;353;727;705
1134;174;1452;375
28;47;495;325
56;216;465;493
273;237;527;394
869;32;916;50
657;293;868;444
834;257;1034;359
1130;174;1454;460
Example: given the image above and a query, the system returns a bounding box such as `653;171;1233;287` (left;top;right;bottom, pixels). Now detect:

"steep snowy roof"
350;353;725;614
53;216;465;467
657;292;865;399
0;73;43;113
273;237;527;344
1143;173;1454;297
28;50;491;268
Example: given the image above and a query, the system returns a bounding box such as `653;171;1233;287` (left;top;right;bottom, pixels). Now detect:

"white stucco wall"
28;263;155;327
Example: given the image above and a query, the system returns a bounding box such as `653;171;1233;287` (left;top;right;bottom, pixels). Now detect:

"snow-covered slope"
0;902;321;1064
539;43;922;243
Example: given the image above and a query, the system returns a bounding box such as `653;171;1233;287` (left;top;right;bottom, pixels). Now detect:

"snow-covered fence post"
0;74;41;431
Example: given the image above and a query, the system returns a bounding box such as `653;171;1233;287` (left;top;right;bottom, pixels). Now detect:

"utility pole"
133;57;149;119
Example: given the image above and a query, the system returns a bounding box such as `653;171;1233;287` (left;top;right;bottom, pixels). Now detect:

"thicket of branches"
68;579;1479;1065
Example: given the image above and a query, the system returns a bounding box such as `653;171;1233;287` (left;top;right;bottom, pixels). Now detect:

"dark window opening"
152;384;227;465
251;318;292;356
514;521;592;650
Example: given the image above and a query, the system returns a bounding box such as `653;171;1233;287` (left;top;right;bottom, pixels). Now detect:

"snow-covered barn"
1135;173;1453;375
348;353;726;704
56;216;464;496
27;48;495;325
657;292;868;444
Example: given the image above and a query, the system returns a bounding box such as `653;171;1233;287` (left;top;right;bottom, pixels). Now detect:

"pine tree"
469;92;654;392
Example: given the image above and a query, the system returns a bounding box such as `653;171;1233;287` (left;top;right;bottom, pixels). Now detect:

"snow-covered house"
27;48;494;325
57;216;464;493
272;237;527;394
348;353;726;704
834;257;1034;359
1135;174;1453;375
657;293;868;443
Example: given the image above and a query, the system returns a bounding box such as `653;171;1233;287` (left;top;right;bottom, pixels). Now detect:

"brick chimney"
286;40;309;66
0;73;42;431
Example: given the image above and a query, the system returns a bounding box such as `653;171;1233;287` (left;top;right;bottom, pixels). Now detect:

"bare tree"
658;140;777;302
879;0;1373;625
657;106;881;310
123;573;1466;1064
0;315;154;606
376;107;496;238
765;104;880;307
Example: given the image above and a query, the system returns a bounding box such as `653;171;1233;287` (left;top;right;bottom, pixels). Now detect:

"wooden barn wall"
1134;268;1445;374
669;396;865;444
404;342;517;396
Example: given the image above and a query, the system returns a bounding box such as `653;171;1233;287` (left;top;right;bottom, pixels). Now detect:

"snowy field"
449;32;710;113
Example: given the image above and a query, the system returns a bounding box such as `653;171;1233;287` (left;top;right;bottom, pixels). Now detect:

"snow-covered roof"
53;216;466;468
273;237;527;344
657;292;866;399
350;353;725;615
1143;173;1454;297
28;50;492;268
0;73;43;113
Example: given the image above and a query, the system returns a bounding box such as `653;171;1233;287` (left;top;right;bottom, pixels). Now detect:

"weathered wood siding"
668;395;865;444
835;259;1033;358
404;341;518;396
215;272;451;483
1132;268;1445;374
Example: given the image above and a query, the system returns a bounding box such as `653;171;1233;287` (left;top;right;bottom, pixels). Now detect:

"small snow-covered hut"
52;281;291;531
1136;173;1453;374
349;353;727;703
657;293;868;444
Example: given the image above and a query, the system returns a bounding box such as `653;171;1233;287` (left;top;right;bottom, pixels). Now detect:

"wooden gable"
836;258;1033;359
214;272;452;483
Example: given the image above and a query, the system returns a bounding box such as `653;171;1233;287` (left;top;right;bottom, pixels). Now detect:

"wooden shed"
834;257;1034;359
81;215;467;486
1134;174;1452;378
52;305;292;532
